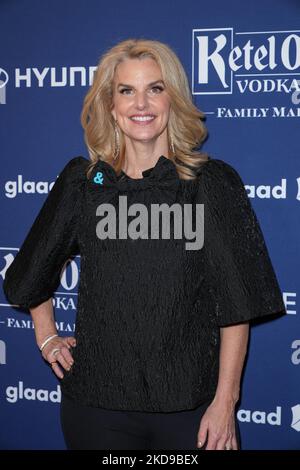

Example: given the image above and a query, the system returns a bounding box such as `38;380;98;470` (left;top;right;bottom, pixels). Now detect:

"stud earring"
113;120;120;160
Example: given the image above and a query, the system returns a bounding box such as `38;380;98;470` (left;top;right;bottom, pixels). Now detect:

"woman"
3;39;286;450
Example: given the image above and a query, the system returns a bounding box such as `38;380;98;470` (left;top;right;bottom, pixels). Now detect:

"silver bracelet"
39;334;58;351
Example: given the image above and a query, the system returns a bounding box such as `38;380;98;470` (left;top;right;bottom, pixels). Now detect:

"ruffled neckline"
94;155;178;185
89;155;181;204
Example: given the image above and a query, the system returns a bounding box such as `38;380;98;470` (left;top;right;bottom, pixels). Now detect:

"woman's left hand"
197;398;238;450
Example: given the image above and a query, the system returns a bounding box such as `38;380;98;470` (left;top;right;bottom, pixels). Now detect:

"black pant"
60;393;241;450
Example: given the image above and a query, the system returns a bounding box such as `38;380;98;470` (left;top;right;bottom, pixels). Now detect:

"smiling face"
110;57;171;145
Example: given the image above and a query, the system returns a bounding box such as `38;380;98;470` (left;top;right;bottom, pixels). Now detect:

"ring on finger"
51;348;61;357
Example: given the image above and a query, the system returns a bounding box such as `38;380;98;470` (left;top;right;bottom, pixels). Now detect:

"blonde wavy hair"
81;38;209;180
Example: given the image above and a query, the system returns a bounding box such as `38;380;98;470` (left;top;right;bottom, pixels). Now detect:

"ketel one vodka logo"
192;28;300;95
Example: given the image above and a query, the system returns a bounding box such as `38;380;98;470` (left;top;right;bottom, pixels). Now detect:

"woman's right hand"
41;336;76;379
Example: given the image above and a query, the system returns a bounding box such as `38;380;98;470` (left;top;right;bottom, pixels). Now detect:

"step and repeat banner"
0;0;299;450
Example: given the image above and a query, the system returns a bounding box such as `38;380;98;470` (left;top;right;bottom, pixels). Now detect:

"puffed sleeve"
199;158;286;327
3;156;88;310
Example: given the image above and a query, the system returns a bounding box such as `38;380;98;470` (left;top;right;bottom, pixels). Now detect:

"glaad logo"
4;175;57;198
244;177;300;200
6;381;61;403
0;339;6;365
245;180;286;199
291;340;300;365
291;405;300;432
237;406;281;425
192;28;300;95
0;68;9;104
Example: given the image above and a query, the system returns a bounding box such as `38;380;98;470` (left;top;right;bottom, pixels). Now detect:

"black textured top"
3;155;286;412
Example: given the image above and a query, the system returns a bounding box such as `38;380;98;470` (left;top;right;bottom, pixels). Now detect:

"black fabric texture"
3;155;286;411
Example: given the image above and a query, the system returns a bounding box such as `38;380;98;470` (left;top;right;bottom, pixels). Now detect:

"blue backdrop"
0;0;299;450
